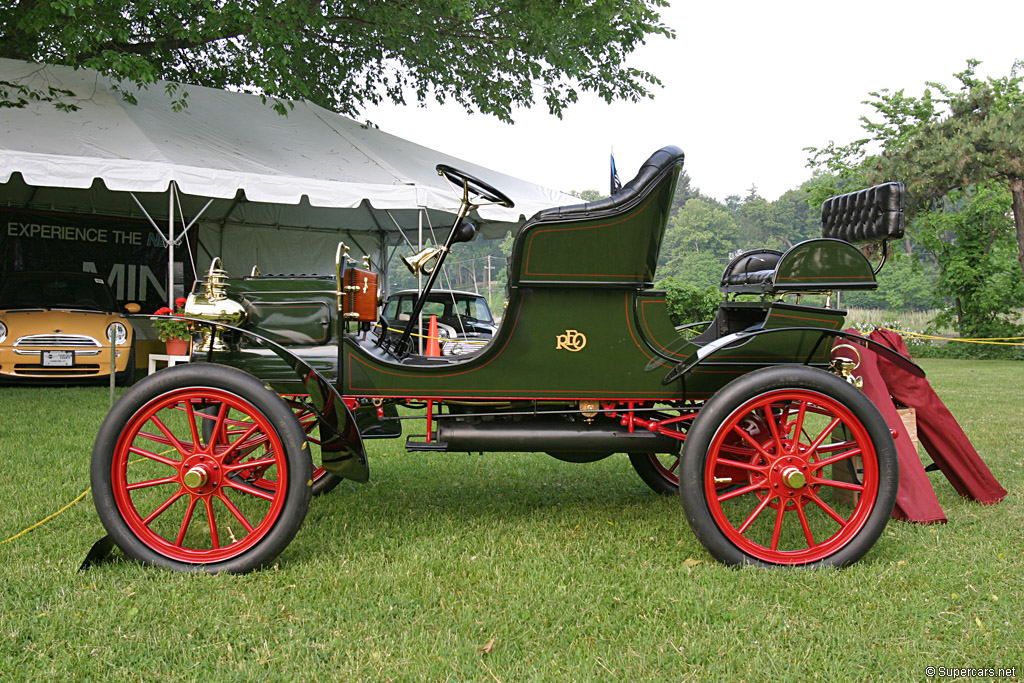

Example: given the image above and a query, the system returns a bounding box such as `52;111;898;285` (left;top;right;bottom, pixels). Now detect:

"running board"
405;436;449;452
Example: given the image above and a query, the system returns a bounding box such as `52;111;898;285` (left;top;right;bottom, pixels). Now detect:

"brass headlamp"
184;257;247;351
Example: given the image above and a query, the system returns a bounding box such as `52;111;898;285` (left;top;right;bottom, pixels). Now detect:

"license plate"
42;350;74;367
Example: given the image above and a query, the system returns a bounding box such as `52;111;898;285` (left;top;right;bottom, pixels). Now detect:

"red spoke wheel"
200;396;342;497
629;452;682;495
91;363;312;573
629;411;755;496
680;366;897;568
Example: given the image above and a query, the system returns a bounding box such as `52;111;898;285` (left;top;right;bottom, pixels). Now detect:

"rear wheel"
92;363;312;573
629;452;681;495
680;366;897;568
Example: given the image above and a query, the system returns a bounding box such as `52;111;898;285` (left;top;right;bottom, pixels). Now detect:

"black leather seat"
532;146;685;221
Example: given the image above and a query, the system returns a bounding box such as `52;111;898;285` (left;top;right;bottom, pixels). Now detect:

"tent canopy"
0;58;577;277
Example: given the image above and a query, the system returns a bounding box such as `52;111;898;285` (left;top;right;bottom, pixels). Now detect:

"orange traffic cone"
426;315;441;357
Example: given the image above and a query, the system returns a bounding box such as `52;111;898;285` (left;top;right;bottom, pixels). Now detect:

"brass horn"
401;247;444;276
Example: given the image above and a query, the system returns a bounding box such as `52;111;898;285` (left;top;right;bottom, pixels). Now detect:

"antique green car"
91;146;917;573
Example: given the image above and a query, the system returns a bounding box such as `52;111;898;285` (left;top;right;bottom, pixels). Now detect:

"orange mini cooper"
0;271;139;385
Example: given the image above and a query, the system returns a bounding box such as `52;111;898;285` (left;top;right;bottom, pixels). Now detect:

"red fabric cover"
835;331;947;524
869;328;1007;506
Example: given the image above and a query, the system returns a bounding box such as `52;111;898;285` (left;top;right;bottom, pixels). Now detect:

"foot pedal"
405;436;449;452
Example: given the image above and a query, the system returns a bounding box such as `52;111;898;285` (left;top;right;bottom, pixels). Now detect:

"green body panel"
774;238;876;290
341;290;845;402
222;276;337;345
344;288;684;400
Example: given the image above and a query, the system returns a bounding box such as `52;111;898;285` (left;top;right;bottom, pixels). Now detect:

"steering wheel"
436;164;515;209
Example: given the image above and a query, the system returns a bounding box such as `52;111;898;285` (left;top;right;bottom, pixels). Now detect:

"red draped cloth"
868;328;1007;506
835;330;946;523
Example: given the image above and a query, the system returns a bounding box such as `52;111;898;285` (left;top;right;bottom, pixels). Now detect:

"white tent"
0;58;577;298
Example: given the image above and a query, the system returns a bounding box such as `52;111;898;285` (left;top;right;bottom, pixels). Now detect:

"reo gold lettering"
555;329;587;352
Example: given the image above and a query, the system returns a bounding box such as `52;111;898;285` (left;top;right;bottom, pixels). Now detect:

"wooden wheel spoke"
128;445;180;468
790;401;808;455
737;493;776;534
224;457;277;474
714;457;765;474
807;492;849;527
151;415;193;458
218;423;266;460
204;497;220;550
716;480;766;503
127;475;180;491
141;490;185;525
763;403;788;456
809;448;864;473
806;416;843;454
216;491;256;533
174;496;199;546
185;400;201;456
221;478;276;502
795;499;816;548
814;477;864;492
770;500;786;551
732;424;774;460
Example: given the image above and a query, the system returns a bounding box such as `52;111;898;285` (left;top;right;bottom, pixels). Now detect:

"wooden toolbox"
342;267;379;322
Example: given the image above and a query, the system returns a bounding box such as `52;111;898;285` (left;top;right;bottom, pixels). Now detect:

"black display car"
377;288;497;355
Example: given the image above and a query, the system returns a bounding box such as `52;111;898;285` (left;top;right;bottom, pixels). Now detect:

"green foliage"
806;59;1024;280
0;0;673;121
840;254;937;311
912;183;1024;355
658;277;720;327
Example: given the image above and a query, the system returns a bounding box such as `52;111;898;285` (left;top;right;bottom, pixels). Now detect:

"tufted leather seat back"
821;182;905;243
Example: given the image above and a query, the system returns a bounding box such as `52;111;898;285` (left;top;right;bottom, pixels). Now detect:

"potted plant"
152;297;192;355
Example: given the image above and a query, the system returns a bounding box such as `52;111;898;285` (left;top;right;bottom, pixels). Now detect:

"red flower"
174;296;187;309
154;306;172;315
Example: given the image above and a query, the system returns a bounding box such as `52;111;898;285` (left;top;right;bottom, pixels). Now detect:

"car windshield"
450;295;492;322
0;272;118;311
384;292;493;324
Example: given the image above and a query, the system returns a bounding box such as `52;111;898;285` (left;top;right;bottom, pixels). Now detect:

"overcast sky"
363;1;1023;203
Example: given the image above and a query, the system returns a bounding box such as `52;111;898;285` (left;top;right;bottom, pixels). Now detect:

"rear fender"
160;316;369;483
661;326;924;386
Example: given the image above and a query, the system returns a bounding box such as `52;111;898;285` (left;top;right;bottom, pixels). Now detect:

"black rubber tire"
628;452;680;496
115;344;137;387
91;363;313;573
679;365;898;568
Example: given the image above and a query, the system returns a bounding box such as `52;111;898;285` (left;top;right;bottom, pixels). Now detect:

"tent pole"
417;209;423;354
168;182;175;308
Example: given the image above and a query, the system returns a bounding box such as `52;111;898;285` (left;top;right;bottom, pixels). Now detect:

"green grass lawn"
1;359;1022;680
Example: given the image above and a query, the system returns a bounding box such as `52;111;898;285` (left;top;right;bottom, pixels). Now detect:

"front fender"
144;315;368;483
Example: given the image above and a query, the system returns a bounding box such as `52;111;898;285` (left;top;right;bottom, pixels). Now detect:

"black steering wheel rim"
436;164;515;209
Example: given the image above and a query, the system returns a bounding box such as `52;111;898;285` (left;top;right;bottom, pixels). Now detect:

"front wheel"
91;363;313;573
680;366;898;568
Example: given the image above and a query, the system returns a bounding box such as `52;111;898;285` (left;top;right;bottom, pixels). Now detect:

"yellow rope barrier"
881;328;1024;347
2;489;91;544
2;455;161;544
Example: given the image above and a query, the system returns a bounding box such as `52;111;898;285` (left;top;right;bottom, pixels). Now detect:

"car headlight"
0;320;6;343
106;322;128;346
